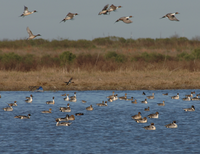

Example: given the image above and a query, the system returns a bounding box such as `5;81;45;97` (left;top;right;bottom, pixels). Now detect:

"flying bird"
115;16;133;24
107;4;122;13
160;12;180;21
98;4;109;15
20;6;37;17
60;12;78;22
26;27;41;40
65;77;74;85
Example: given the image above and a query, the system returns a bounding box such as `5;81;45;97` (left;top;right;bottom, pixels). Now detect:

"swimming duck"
8;101;17;106
65;77;74;85
97;101;104;106
64;94;69;101
185;92;193;98
171;93;179;99
144;107;150;111
143;123;156;130
46;97;55;104
69;96;77;102
97;101;108;106
115;16;133;24
20;6;37;17
56;114;75;121
60;13;78;22
3;106;13;111
132;112;142;120
191;96;200;101
126;97;134;101
157;101;165;106
142;92;146;95
131;99;137;104
161;12;179;21
135;117;147;123
26;27;41;40
147;93;154;99
66;114;75;121
61;93;66;96
60;103;71;112
113;94;118;101
15;114;31;119
56;119;71;126
107;91;115;99
182;96;191;101
183;105;195;112
165;121;178;128
70;92;76;99
86;105;93;111
119;93;127;100
162;93;168;95
82;100;87;103
25;94;33;103
148;112;159;118
56;115;69;121
107;4;122;13
141;99;148;104
41;108;52;113
98;4;109;15
75;113;84;116
108;98;113;102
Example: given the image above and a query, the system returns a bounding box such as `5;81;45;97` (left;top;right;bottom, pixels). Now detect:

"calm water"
0;90;200;154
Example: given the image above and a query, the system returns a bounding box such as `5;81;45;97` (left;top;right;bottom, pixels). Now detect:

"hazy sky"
1;0;200;41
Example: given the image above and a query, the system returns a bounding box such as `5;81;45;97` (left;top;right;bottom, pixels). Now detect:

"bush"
105;51;126;63
59;51;76;66
133;52;166;62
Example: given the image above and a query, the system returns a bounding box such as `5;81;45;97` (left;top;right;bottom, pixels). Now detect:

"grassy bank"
0;69;200;91
1;36;200;91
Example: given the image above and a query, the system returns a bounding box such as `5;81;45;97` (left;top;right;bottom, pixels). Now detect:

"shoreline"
1;69;200;91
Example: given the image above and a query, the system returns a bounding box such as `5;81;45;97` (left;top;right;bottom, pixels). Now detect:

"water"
0;90;200;153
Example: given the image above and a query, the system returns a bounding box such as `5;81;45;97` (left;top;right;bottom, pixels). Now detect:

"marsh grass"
0;68;200;91
1;37;200;90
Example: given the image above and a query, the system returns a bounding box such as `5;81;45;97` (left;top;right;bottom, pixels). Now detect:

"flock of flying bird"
1;87;197;128
19;4;180;40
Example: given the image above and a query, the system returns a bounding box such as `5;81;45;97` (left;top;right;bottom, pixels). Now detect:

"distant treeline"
1;36;200;49
1;49;200;72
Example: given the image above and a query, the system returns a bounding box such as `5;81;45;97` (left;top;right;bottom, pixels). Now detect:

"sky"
0;0;200;41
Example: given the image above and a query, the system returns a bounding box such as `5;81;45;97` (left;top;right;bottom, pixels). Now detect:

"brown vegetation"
0;36;200;91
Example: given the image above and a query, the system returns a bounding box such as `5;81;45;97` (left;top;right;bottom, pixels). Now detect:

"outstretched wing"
24;6;28;13
102;4;109;11
26;27;33;37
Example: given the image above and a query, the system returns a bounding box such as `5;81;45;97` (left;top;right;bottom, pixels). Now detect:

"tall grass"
1;36;200;49
0;49;200;72
1;36;200;72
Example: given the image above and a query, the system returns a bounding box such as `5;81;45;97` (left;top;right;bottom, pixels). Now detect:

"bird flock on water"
18;4;180;40
1;87;197;129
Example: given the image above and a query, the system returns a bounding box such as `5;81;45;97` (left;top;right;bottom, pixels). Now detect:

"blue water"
0;90;200;154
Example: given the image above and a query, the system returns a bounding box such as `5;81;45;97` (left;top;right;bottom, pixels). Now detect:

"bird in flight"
65;77;74;85
26;27;41;40
115;16;133;24
98;4;109;15
20;6;37;17
160;12;180;21
60;12;78;22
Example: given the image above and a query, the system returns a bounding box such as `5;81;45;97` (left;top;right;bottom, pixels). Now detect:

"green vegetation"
59;51;76;66
1;36;200;49
105;51;126;63
1;37;200;72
